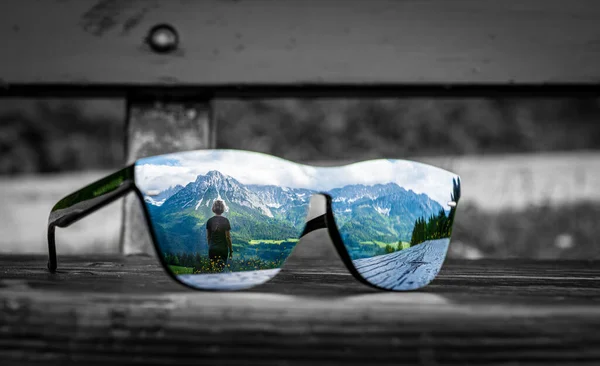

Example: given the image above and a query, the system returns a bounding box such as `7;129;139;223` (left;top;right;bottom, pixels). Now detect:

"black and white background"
2;0;600;365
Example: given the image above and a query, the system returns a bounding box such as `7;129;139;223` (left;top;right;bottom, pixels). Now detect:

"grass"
398;241;411;250
360;240;410;249
169;265;195;275
248;239;300;245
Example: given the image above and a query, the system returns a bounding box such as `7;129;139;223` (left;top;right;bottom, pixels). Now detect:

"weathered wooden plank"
1;253;600;365
2;0;600;87
353;239;449;290
3;84;600;99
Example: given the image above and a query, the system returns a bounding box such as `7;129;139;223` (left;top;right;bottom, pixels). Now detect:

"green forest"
410;177;461;246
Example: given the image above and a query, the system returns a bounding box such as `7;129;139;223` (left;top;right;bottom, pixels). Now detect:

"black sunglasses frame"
48;158;459;292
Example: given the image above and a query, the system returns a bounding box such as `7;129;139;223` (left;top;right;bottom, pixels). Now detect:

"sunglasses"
48;149;461;291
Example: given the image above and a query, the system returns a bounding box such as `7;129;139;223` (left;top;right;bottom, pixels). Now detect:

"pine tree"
446;177;461;236
410;203;453;246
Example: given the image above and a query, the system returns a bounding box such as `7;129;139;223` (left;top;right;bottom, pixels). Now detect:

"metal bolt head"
147;24;179;53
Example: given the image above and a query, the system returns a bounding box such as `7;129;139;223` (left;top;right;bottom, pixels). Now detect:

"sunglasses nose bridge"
300;194;330;238
306;194;328;222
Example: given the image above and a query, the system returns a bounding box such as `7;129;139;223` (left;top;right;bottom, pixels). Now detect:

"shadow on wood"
1;228;600;365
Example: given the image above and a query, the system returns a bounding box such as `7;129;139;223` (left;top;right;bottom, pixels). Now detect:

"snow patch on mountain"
182;198;194;209
246;194;274;217
375;206;391;216
145;196;166;206
246;184;314;217
144;184;184;206
152;170;445;233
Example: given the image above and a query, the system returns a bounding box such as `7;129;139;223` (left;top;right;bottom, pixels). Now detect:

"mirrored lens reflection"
135;151;312;290
328;161;461;290
135;150;460;291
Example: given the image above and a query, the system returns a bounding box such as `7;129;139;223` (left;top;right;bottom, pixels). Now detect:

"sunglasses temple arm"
47;165;135;273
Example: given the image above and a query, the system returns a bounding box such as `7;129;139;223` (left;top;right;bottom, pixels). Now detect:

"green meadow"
360;240;411;250
169;265;195;275
248;239;300;245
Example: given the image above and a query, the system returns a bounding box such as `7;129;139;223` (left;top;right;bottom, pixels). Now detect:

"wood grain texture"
1;235;600;365
2;0;600;87
353;239;449;290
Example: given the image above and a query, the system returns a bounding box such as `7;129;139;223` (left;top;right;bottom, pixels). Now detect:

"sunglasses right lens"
326;160;461;290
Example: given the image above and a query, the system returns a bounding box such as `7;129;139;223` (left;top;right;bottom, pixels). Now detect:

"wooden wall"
1;0;600;87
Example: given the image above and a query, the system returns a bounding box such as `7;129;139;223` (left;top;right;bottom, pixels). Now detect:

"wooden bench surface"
2;230;600;365
3;0;600;88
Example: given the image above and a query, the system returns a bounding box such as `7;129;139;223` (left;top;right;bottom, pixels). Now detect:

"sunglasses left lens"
134;150;311;290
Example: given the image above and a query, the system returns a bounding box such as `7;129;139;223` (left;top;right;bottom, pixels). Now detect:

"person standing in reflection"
206;200;233;272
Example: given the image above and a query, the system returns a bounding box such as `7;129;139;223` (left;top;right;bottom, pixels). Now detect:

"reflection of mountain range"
330;183;447;247
144;184;184;206
145;170;445;258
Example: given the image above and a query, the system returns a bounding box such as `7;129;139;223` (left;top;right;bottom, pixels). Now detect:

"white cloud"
134;150;459;207
134;164;197;192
